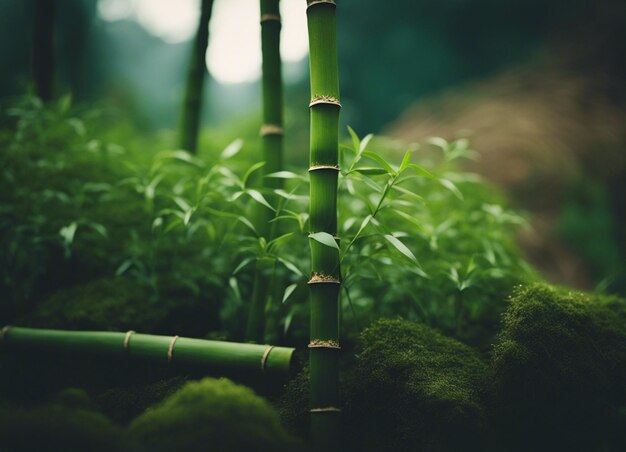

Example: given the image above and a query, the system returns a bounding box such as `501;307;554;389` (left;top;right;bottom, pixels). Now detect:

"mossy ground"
491;283;626;451
129;377;299;452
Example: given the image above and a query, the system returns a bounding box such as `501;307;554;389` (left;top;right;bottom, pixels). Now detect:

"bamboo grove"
306;0;342;447
13;0;346;447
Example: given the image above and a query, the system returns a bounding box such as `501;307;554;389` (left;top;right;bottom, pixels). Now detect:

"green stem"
1;326;294;379
245;0;285;343
32;0;55;101
306;1;341;448
179;0;214;153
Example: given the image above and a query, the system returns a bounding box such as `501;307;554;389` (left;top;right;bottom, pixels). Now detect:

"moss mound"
129;377;297;452
26;277;161;331
280;319;489;451
0;389;131;452
492;284;626;451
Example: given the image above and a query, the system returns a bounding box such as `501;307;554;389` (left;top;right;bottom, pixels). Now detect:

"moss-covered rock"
492;284;626;451
0;389;132;452
129;377;298;452
280;319;489;451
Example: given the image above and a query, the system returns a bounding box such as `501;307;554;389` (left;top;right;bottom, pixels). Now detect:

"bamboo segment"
179;0;214;153
245;0;285;343
0;326;294;379
306;0;342;447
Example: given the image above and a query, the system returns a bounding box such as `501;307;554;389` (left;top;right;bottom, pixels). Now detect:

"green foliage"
280;319;489;451
492;284;626;451
0;97;531;345
0;389;132;452
26;277;216;335
129;377;298;452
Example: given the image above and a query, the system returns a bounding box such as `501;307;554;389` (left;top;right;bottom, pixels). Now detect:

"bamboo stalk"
306;0;341;447
0;326;294;379
32;0;55;101
179;0;214;153
245;0;285;343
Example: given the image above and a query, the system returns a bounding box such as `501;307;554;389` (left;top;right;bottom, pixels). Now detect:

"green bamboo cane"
306;0;341;447
0;326;294;379
179;0;214;153
245;0;285;343
32;0;55;102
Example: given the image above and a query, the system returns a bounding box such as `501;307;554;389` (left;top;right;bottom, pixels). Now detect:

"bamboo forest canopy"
0;0;618;131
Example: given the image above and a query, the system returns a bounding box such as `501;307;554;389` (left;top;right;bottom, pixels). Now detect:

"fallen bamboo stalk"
0;326;295;379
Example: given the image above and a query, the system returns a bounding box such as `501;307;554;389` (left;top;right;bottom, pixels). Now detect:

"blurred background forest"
1;0;625;296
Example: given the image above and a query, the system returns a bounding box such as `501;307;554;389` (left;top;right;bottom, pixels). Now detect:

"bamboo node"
309;407;342;413
309;96;341;108
0;326;11;343
308;339;340;349
308;272;341;285
261;345;275;372
260;124;284;136
306;0;337;10
167;335;179;364
260;14;281;24
123;330;135;351
308;164;339;172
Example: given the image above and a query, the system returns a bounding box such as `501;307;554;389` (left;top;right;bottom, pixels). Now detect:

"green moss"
0;389;132;452
492;283;626;451
26;277;162;331
95;377;187;425
280;319;489;451
129;377;298;452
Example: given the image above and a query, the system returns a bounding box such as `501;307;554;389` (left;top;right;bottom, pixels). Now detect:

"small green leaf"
265;171;301;179
59;222;78;246
278;257;305;277
362;151;395;174
351;167;388;176
384;234;419;265
309;232;339;250
282;283;298;303
439;178;464;200
246;189;275;211
347;125;360;154
359;134;374;155
233;257;254;275
407;163;435;179
399;149;412;172
242;161;266;187
220;139;244;160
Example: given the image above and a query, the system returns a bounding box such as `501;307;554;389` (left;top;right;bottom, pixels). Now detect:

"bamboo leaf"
265;171;301;179
390;185;425;204
219;139;244;160
242;161;266;187
282;283;298;304
351;167;388;176
157;150;204;168
392;209;427;233
384;234;419;265
233;257;254;275
59;222;78;246
246;189;276;211
439;178;464;200
359;133;374;155
407;163;435;179
362;151;395;174
237;216;258;235
309;232;340;250
347;125;360;154
278;257;305;277
399;149;412;172
267;232;294;251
